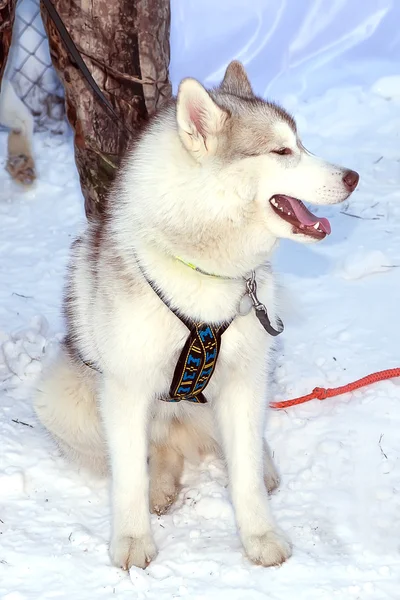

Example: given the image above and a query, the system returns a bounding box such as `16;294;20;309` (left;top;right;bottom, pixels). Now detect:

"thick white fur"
34;62;357;570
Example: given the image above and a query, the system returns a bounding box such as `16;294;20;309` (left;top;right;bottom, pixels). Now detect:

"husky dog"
34;61;359;570
0;80;36;185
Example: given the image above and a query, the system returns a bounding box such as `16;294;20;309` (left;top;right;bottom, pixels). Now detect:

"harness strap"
136;263;233;404
168;320;230;404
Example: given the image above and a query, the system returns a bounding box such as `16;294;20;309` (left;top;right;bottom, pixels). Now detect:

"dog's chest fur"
64;221;277;416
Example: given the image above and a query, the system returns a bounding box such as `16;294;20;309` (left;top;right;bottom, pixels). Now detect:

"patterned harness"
162;313;232;404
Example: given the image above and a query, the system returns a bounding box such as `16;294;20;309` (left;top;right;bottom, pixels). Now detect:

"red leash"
270;367;400;410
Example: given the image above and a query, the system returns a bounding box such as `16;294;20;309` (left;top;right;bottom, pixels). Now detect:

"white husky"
0;6;36;186
34;61;359;570
0;78;36;185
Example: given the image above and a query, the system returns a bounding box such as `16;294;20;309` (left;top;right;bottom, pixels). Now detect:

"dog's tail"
0;79;36;185
34;348;108;474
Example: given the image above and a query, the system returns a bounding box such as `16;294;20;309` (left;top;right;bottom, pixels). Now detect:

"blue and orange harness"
165;315;231;404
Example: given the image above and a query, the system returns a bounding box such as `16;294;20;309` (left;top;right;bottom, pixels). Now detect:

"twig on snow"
340;211;380;221
12;292;33;299
11;419;34;428
378;434;388;459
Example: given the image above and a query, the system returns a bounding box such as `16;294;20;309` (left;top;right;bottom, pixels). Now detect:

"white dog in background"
34;61;359;570
0;67;36;185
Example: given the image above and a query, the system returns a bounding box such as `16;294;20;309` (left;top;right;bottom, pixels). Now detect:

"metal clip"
245;271;284;336
245;271;267;312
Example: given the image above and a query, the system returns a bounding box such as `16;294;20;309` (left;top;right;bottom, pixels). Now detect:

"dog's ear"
219;61;253;97
177;78;229;158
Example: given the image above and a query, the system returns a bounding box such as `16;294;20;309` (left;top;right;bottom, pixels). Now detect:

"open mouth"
269;195;331;239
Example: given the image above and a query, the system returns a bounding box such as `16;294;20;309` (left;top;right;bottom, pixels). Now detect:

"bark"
0;0;17;88
41;0;172;219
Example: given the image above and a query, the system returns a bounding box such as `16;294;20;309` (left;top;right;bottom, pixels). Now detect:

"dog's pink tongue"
285;196;331;234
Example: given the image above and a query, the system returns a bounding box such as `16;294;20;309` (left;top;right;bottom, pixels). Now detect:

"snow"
1;84;400;598
371;76;400;100
170;0;400;100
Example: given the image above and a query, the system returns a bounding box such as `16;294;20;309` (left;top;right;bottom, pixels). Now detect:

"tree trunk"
41;0;172;219
0;0;17;87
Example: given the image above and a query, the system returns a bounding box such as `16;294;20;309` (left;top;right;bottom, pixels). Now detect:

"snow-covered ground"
1;80;400;599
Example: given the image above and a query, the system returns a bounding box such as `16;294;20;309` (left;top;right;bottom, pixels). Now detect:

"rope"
270;367;400;410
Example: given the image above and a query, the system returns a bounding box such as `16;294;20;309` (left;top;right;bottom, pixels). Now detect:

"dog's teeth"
271;199;278;207
279;207;283;211
313;222;320;230
288;212;291;216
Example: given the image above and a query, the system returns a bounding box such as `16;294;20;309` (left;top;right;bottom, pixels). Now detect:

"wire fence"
7;0;65;132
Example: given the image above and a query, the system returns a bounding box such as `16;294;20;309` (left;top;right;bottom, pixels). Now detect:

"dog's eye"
271;148;292;156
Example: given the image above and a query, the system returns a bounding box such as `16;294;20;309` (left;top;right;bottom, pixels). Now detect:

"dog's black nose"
342;170;359;192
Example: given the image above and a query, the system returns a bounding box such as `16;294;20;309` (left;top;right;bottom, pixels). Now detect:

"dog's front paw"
242;529;292;567
110;534;157;570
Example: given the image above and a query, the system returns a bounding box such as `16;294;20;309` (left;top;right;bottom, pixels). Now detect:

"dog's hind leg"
149;444;184;515
263;439;280;494
34;349;107;475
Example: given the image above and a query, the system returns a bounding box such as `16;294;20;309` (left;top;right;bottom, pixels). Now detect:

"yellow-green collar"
173;256;284;336
174;256;238;280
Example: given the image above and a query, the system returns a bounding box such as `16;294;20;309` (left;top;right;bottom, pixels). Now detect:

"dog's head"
176;61;359;246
